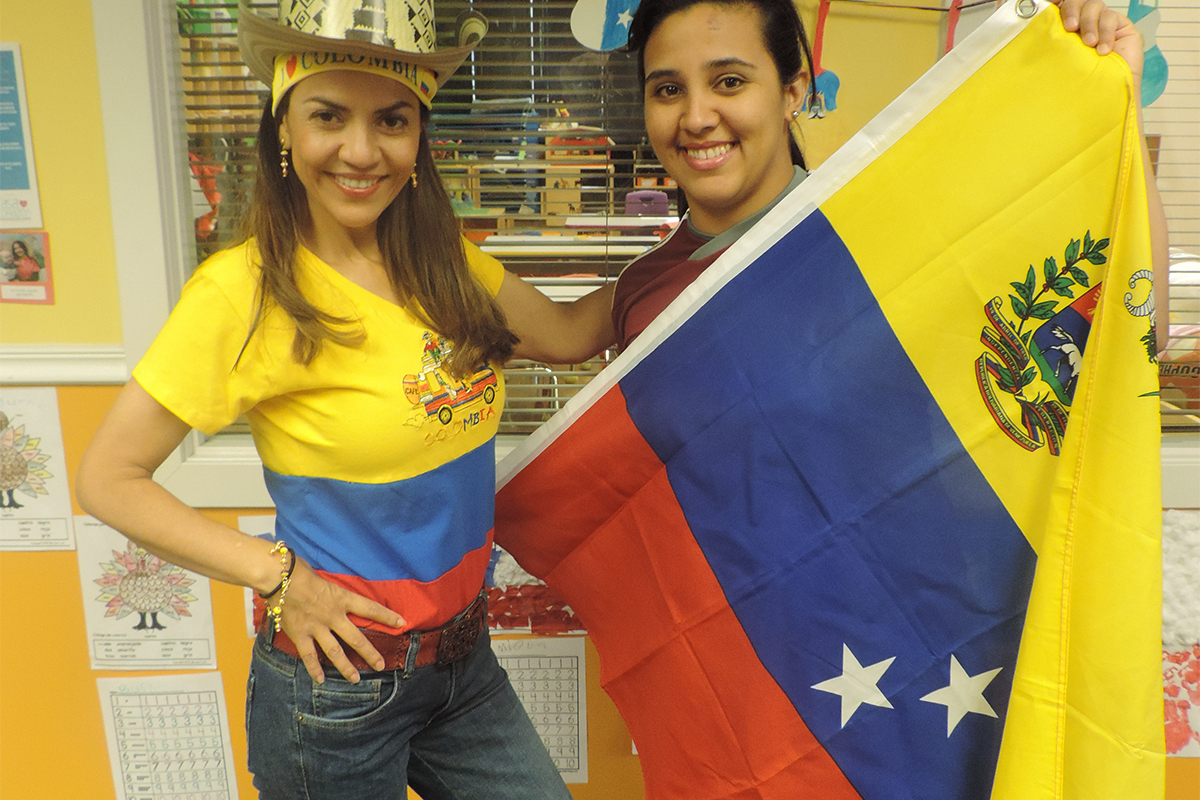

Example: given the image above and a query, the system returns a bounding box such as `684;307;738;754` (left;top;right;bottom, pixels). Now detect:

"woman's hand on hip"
276;559;405;684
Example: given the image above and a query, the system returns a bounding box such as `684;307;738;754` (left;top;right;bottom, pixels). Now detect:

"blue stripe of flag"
619;210;1036;799
264;439;495;582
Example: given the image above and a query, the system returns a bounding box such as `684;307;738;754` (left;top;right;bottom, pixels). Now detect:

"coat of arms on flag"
494;2;1164;798
976;234;1111;454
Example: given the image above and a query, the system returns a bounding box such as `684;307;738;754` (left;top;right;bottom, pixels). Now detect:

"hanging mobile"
808;0;841;119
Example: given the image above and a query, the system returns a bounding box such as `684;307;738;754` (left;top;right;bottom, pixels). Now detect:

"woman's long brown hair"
239;95;517;377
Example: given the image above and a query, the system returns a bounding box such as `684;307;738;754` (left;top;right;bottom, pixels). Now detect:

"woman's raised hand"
1052;0;1144;80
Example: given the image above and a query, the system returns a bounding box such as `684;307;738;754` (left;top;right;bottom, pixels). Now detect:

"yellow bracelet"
263;541;295;633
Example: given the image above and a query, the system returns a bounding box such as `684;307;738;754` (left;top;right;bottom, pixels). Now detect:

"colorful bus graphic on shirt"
403;331;499;425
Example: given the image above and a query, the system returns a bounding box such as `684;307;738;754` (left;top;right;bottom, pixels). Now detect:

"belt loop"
258;616;277;651
403;631;421;678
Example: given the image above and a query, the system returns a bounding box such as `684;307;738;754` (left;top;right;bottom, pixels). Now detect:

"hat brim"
237;0;484;91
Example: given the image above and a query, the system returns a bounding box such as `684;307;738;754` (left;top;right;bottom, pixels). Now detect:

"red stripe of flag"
495;387;860;800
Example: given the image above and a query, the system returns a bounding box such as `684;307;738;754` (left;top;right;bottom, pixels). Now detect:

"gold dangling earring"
280;147;289;178
410;173;418;189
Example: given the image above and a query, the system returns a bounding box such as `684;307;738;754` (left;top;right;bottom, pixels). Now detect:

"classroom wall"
0;0;123;345
798;0;945;167
0;1;1195;799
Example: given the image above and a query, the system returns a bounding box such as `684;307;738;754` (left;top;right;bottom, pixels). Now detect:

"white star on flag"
919;655;1002;736
617;10;633;28
811;644;896;727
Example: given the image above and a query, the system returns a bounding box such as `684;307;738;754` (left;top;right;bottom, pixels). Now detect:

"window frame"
96;0;271;506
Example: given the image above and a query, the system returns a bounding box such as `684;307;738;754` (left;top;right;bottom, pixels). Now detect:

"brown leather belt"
267;591;486;673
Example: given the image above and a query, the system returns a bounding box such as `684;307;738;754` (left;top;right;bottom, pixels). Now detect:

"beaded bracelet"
261;541;295;632
257;542;294;599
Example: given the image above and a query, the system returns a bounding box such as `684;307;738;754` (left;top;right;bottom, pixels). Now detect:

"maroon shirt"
611;224;726;351
611;167;808;351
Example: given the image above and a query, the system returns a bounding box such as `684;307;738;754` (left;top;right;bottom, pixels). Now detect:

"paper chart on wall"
238;514;276;638
97;672;239;800
0;43;43;229
493;636;589;783
77;516;218;670
0;386;74;550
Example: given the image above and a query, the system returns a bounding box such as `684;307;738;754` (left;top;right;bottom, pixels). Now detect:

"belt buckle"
435;594;485;668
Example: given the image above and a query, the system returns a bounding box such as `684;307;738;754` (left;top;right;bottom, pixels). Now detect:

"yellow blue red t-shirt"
133;238;506;632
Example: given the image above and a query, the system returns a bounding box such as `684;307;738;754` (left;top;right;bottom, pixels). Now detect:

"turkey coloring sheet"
0;386;74;550
77;516;218;670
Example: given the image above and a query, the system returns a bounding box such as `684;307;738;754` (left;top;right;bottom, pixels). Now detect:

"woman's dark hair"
11;241;27;257
626;0;817;214
239;93;517;377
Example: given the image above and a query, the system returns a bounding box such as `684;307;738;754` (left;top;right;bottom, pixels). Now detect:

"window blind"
176;0;1195;433
1142;0;1200;429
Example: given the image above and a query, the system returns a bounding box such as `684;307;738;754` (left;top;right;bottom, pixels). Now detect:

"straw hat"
237;0;488;91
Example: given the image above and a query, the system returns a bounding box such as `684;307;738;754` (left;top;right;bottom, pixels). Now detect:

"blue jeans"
246;625;572;800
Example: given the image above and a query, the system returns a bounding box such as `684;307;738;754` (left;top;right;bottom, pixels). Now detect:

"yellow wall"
0;0;123;344
797;1;945;167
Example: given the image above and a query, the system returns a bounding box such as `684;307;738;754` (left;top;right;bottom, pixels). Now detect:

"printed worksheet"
97;672;239;800
0;387;74;550
77;516;218;670
237;514;276;638
494;636;588;783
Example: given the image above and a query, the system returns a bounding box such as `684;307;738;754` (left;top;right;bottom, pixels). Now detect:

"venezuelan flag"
494;3;1163;798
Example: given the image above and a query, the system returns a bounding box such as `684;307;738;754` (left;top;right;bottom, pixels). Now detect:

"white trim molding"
153;432;273;508
93;0;192;369
0;345;128;385
94;0;251;508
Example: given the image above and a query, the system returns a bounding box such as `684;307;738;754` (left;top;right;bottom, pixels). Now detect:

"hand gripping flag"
493;2;1164;798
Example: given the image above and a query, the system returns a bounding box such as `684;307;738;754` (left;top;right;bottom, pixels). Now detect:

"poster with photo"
0;386;74;550
0;229;53;304
0;43;42;229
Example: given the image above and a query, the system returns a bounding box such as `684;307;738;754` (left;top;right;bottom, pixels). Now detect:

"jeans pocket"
302;673;400;730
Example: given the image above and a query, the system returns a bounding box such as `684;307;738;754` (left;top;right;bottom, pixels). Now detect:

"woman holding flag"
509;0;1169;793
493;1;1169;796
